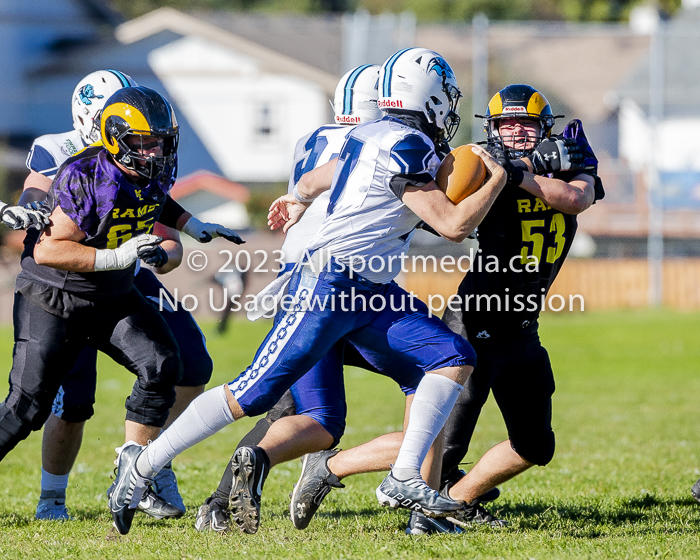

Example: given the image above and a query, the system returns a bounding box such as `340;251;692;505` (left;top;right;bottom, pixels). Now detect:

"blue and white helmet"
71;69;138;143
333;64;382;125
378;48;462;141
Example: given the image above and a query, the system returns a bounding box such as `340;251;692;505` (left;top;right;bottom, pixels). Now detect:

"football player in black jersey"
0;87;243;519
18;71;226;522
437;84;605;525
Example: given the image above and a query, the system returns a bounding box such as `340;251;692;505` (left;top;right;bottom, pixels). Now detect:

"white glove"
94;234;163;271
182;216;244;244
0;201;51;231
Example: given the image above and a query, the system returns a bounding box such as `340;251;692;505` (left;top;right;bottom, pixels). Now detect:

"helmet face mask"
71;70;137;144
481;84;560;158
494;117;543;157
379;48;462;142
118;131;179;180
333;64;382;125
101;86;179;181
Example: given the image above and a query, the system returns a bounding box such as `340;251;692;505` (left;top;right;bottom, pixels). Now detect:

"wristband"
292;185;314;203
508;165;524;187
94;248;118;271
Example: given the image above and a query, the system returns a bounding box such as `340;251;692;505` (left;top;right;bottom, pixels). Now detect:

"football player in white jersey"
108;48;507;537
16;70;238;521
195;64;443;533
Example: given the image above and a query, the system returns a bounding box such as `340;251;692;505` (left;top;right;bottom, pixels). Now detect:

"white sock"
40;469;69;496
392;374;463;481
137;386;235;478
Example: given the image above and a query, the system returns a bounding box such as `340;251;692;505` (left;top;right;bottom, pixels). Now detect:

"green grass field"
0;309;699;559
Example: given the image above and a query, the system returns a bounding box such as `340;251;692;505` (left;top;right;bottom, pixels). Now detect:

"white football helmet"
378;48;462;141
71;70;137;144
332;64;382;125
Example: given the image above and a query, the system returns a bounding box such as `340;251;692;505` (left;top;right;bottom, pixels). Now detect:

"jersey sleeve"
50;162;97;233
26;142;59;178
387;132;440;198
288;135;309;193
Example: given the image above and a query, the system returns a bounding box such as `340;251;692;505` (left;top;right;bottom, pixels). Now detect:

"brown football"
435;145;487;203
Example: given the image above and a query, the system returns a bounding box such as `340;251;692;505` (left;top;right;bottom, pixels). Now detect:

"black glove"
138;244;169;268
487;142;525;187
529;137;585;175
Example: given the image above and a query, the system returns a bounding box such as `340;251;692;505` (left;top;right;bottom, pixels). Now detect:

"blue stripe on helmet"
382;48;412;98
106;69;130;87
343;64;372;115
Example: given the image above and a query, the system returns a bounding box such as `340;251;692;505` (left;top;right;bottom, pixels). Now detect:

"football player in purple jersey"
0;86;242;525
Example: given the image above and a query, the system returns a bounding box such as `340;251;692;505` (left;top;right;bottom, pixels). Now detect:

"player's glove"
137;244;169;268
94;234;164;271
529;137;585;175
487;142;525;187
0;201;51;230
182;216;245;244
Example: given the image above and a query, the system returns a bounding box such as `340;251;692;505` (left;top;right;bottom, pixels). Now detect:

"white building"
116;9;336;183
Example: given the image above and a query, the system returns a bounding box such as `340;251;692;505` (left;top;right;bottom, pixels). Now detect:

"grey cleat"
376;472;466;518
137;487;184;519
289;449;345;530
195;499;231;532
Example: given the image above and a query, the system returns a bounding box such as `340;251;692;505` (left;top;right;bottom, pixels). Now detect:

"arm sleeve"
159;196;188;228
18;188;49;206
389;172;435;199
387;132;440;199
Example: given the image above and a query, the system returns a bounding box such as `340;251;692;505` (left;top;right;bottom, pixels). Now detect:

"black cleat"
476;486;500;503
289;449;345;530
228;446;270;534
405;510;463;535
195;499;231;532
691;479;700;504
448;497;508;528
108;442;152;535
376;472;466;518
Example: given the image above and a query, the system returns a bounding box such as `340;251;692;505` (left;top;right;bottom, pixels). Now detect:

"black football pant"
53;269;212;423
0;287;183;461
440;324;556;489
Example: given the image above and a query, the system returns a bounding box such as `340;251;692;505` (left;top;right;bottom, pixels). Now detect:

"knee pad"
511;431;556;466
0;399;51;460
125;370;179;428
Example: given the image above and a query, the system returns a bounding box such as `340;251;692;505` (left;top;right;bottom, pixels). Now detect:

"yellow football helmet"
100;86;179;180
480;84;562;157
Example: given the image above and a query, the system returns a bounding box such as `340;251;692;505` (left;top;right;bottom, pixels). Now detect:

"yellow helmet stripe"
526;92;548;118
100;103;150;155
488;93;503;117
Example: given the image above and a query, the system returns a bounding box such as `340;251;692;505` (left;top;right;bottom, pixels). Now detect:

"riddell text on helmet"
378;99;404;109
335;115;362;124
